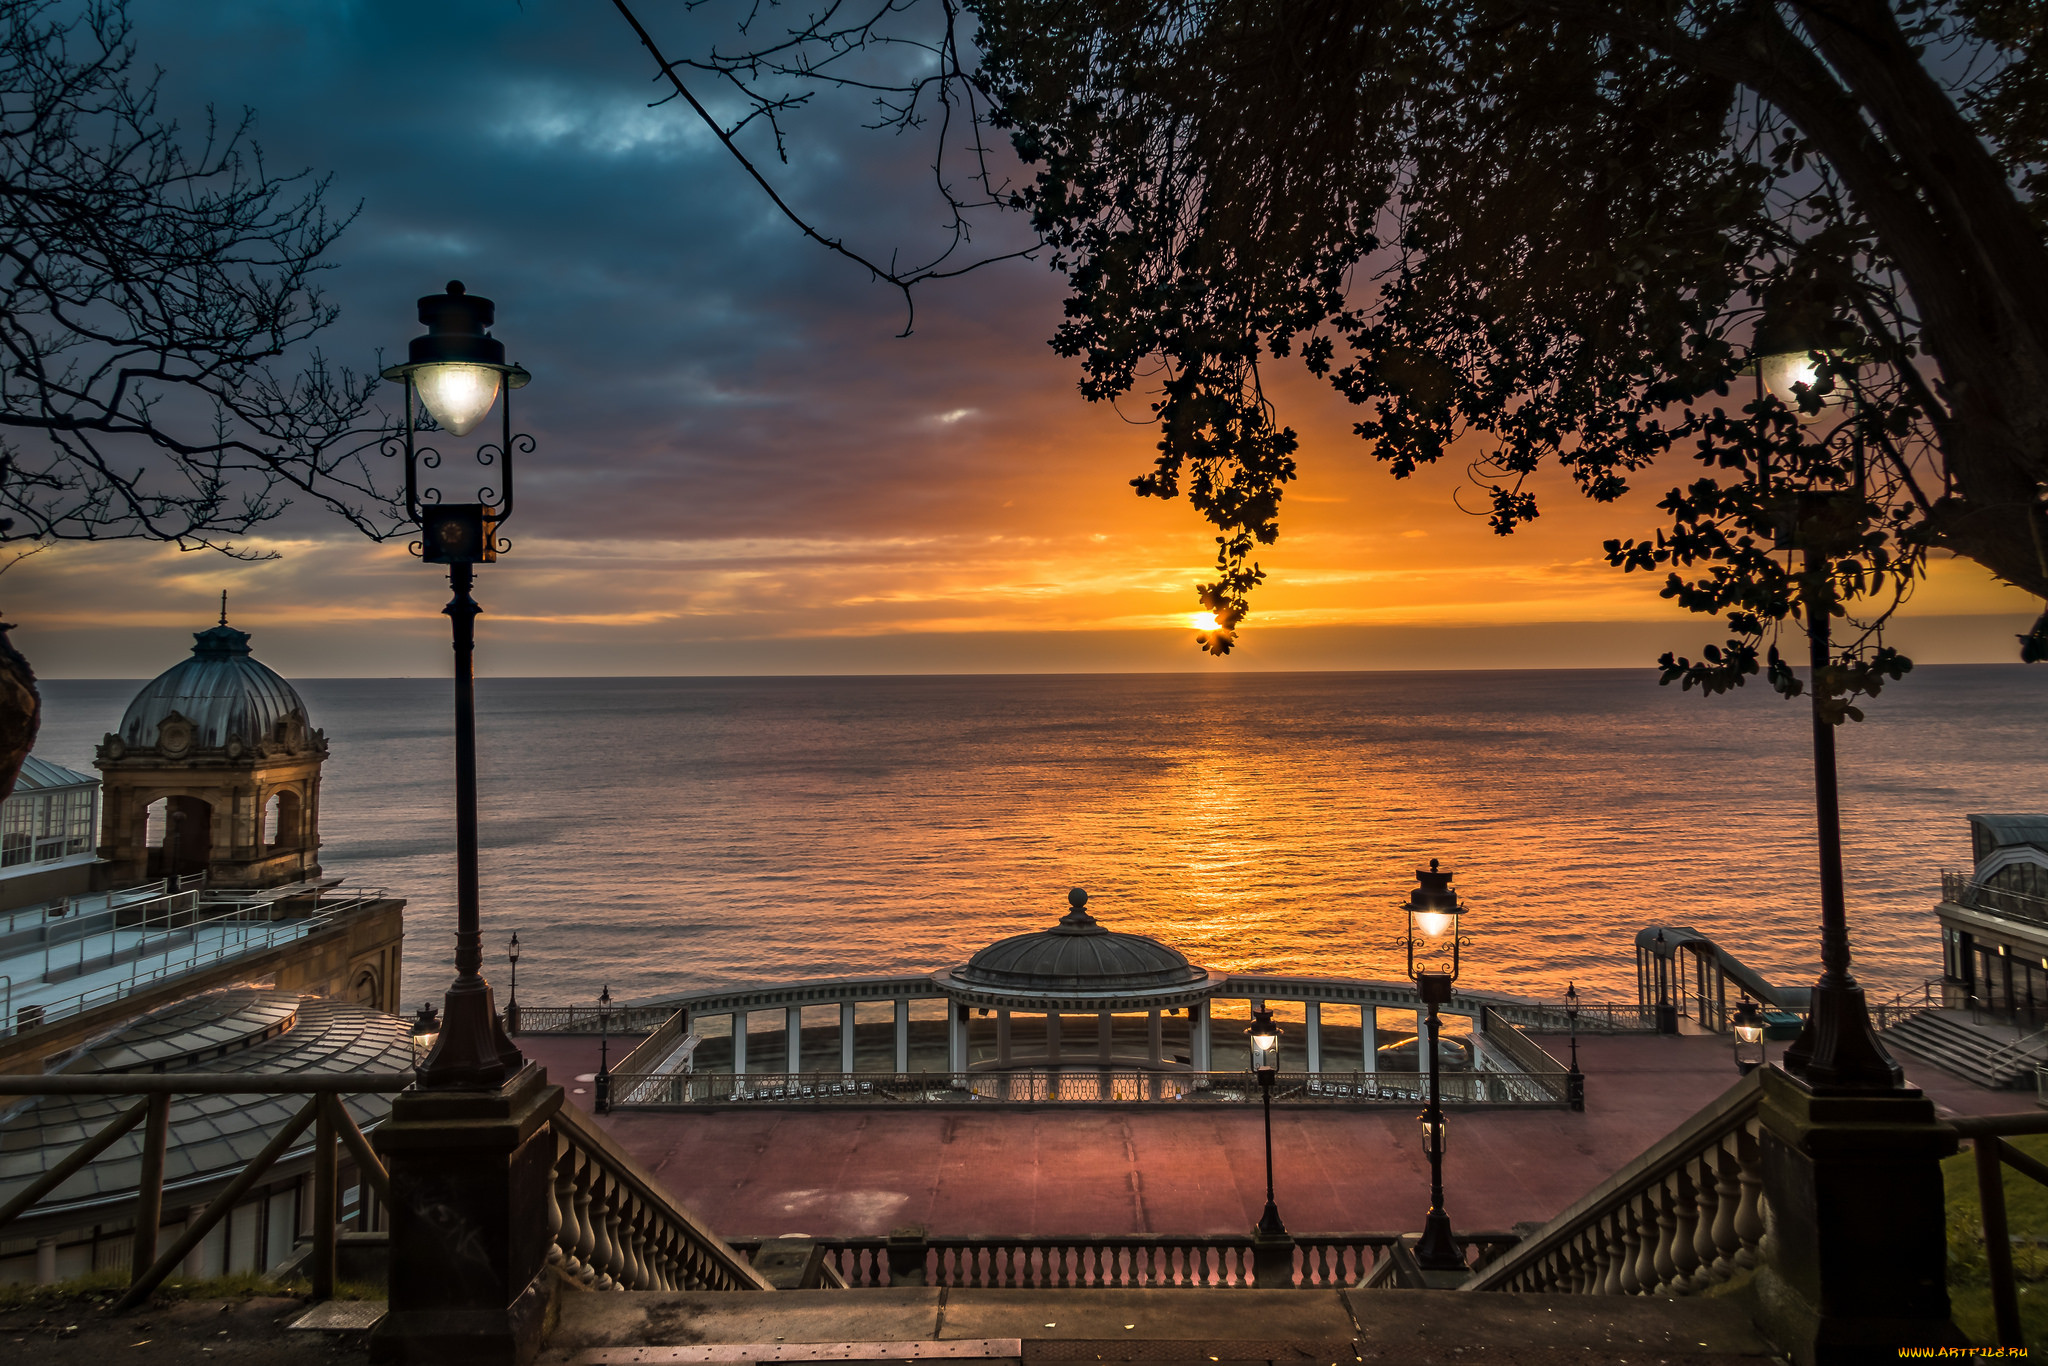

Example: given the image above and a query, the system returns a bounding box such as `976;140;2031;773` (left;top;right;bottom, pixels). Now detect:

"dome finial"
219;589;228;628
1059;886;1097;929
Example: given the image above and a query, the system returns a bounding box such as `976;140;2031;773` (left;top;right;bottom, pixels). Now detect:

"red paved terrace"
516;1030;2030;1241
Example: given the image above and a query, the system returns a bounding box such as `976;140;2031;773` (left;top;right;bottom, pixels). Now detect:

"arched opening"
351;967;381;1009
145;794;212;880
265;790;301;851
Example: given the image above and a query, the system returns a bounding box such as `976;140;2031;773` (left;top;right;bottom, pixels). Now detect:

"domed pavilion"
94;611;326;889
929;888;1227;1072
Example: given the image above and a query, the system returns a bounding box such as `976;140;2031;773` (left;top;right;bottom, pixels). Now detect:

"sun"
1190;611;1220;631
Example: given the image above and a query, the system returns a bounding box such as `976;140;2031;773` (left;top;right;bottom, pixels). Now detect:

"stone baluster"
1650;1178;1681;1291
1599;1209;1629;1296
1615;1198;1645;1294
1708;1139;1743;1281
1667;1166;1702;1293
1689;1151;1724;1290
570;1146;602;1287
602;1187;630;1289
620;1194;648;1289
546;1133;576;1276
1634;1190;1664;1294
1732;1127;1764;1269
586;1168;618;1289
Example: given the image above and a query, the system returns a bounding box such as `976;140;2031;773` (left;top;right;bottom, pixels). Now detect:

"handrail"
514;1003;674;1034
1464;1069;1766;1294
0;1072;402;1311
1983;1021;2048;1079
1479;1007;1571;1078
611;1008;688;1076
1945;870;2048;928
608;1068;1572;1108
545;1100;772;1292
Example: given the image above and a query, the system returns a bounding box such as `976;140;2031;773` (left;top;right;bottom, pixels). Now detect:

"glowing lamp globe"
1245;1005;1281;1076
414;362;503;436
1412;907;1459;939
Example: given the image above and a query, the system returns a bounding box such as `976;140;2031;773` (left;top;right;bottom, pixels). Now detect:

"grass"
0;1268;381;1311
1944;1131;2048;1347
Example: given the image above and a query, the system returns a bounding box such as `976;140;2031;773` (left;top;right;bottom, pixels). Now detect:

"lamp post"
1750;312;1903;1091
505;930;522;1036
1563;981;1585;1112
1405;859;1464;1272
595;984;613;1115
1732;996;1767;1075
381;281;531;1091
1244;1005;1287;1238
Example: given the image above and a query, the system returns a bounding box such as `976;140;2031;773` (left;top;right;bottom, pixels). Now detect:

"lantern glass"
508;931;521;965
1758;349;1850;420
1420;1114;1446;1153
1411;907;1458;940
413;361;503;436
409;1003;440;1066
1249;1027;1280;1073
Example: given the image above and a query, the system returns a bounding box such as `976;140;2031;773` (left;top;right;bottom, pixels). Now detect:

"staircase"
1883;1009;2048;1088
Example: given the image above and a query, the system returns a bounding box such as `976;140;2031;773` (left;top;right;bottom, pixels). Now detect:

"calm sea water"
30;667;2045;1009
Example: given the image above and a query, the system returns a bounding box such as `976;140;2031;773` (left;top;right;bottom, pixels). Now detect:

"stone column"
1305;1002;1322;1074
732;1012;749;1076
893;999;909;1073
1147;1010;1163;1066
1097;1012;1114;1063
948;1005;966;1073
785;1005;802;1075
1362;1007;1379;1074
1751;1067;1964;1363
1046;1012;1062;1066
1192;1001;1210;1071
369;1068;563;1366
840;1002;856;1074
996;1010;1012;1066
34;1235;56;1285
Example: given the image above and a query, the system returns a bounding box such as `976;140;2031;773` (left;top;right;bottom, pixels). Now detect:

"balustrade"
1465;1070;1766;1295
610;1068;1570;1108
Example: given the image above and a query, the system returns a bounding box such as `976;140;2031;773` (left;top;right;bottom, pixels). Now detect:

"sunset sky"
11;0;2037;679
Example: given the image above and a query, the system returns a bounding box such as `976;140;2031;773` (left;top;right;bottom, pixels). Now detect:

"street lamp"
1732;996;1767;1075
506;930;522;1036
1405;859;1465;1273
1747;303;1904;1091
381;281;531;1091
408;1002;441;1070
1563;981;1585;1112
1244;1005;1286;1239
595;984;613;1115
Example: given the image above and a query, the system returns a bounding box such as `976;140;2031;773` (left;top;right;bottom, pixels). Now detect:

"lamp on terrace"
1244;1004;1287;1242
1563;980;1585;1112
409;1002;441;1070
1732;996;1767;1076
506;929;522;1036
1405;858;1466;1272
595;984;613;1115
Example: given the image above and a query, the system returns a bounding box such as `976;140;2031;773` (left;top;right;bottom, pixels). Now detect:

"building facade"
0;756;100;912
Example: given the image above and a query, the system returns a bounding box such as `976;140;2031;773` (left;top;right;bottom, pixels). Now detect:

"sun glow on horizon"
1191;611;1221;631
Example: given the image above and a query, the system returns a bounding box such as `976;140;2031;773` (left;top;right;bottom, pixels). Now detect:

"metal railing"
515;1003;674;1034
1945;870;2048;929
726;1230;1521;1289
611;1067;1572;1108
3;888;391;1040
0;1070;772;1309
1463;1069;1766;1294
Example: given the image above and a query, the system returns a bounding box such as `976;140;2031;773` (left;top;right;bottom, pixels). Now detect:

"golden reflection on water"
35;669;2048;1008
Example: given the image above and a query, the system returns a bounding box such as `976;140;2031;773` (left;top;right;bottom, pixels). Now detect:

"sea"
29;667;2046;1011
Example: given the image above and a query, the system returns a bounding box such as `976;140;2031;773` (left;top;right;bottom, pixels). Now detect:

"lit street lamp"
1244;1004;1287;1240
1405;859;1465;1272
1749;306;1903;1091
1652;929;1678;1035
408;1002;440;1070
595;984;614;1115
381;281;531;1090
1732;996;1767;1075
1563;981;1585;1112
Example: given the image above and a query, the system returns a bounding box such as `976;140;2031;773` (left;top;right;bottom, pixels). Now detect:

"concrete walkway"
514;1029;2038;1241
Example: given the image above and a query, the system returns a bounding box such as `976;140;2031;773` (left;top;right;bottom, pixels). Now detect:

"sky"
8;0;2039;678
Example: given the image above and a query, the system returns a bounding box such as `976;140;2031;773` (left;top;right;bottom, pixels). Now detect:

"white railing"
611;1067;1572;1108
4;888;388;1039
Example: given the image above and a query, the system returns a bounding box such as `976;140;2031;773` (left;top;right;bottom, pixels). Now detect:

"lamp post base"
1780;980;1902;1091
1413;1208;1463;1272
417;977;523;1090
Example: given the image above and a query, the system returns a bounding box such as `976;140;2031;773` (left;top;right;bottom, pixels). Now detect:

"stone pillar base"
369;1064;563;1366
1251;1231;1296;1288
1751;1066;1967;1366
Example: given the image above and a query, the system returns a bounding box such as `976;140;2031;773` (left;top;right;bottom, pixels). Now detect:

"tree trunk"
0;625;40;805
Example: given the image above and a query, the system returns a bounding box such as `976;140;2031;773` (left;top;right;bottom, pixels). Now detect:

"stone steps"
537;1287;1781;1366
1884;1010;2045;1089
